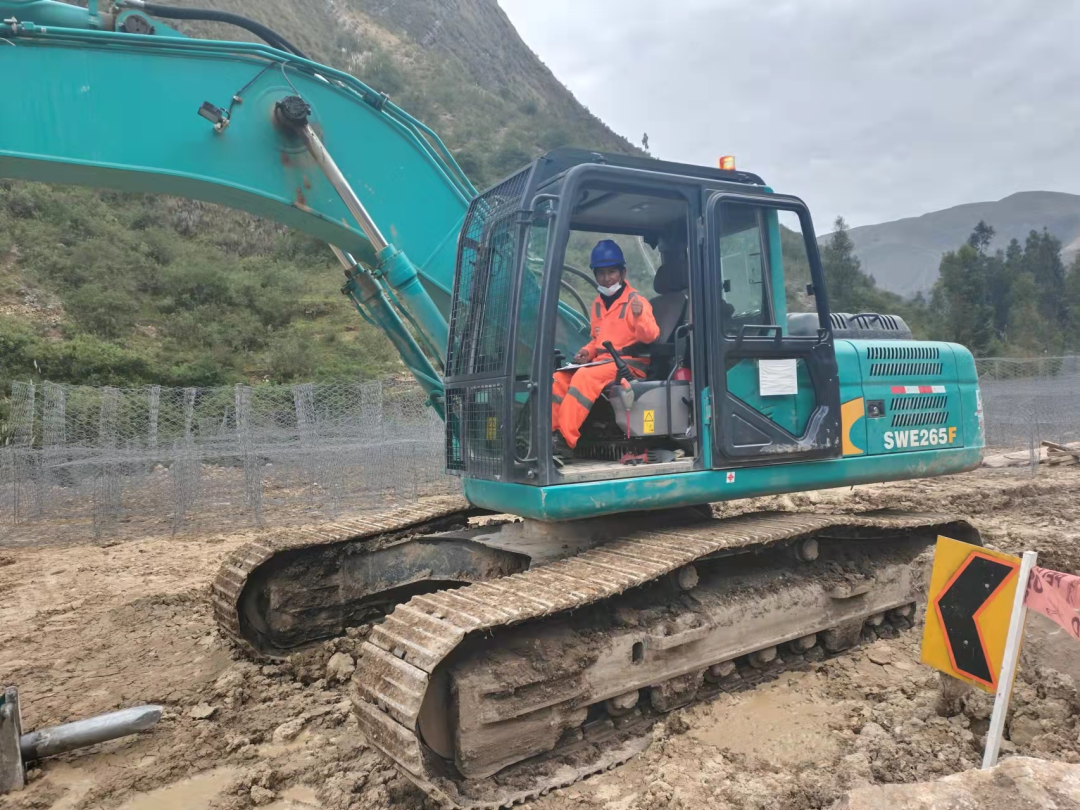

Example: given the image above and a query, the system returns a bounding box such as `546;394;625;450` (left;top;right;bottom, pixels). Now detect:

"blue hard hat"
590;239;625;270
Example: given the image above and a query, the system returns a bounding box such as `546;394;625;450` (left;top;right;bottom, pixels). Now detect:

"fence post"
235;385;262;525
9;382;36;524
148;385;160;453
361;381;384;437
92;387;122;537
0;446;13;531
293;382;317;501
170;387;200;533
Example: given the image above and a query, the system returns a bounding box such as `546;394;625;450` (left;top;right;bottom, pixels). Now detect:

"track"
352;510;978;808
212;496;478;658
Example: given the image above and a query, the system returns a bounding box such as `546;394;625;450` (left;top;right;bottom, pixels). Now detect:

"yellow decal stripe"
841;397;865;456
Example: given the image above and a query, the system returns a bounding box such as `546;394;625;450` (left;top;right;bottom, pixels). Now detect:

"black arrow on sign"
933;554;1016;685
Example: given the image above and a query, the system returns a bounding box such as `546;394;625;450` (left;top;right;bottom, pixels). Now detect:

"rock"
272;717;306;744
212;668;244;697
189;703;217;720
225;735;251;753
1039;669;1079;707
935;672;970;717
1008;714;1043;747
866;644;893;665
250;785;276;805
834;756;1080;809
838;752;873;788
326;652;356;684
858;721;887;738
1037;698;1070;721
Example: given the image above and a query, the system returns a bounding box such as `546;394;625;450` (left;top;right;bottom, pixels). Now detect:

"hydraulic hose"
120;1;308;58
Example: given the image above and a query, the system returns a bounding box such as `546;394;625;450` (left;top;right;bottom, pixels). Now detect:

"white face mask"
597;282;623;297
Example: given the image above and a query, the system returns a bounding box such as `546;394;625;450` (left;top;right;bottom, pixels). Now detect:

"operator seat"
641;257;689;379
598;259;694;441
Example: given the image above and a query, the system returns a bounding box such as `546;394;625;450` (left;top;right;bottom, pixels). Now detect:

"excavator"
0;2;986;806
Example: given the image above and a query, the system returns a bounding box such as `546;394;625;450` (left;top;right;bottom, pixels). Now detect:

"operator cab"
545;191;696;471
444;148;843;488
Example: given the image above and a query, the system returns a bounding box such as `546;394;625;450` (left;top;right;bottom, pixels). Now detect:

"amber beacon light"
718;155;736;171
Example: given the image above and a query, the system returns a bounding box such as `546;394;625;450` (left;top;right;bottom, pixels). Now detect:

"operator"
552;239;660;450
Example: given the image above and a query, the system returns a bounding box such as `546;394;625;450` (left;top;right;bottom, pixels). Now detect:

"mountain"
0;0;641;404
167;0;641;187
841;191;1080;297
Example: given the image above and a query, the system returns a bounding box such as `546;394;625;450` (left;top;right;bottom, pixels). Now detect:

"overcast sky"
498;0;1080;231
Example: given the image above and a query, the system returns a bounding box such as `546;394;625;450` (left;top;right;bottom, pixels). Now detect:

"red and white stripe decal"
890;385;946;394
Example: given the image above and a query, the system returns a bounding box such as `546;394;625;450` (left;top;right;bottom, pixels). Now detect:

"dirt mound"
835;756;1080;809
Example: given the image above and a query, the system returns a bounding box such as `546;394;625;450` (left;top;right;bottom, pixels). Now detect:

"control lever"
602;341;635;436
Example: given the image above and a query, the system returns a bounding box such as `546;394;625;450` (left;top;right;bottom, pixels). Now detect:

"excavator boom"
0;0;472;403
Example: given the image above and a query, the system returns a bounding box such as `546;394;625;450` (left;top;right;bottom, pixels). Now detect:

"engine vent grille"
870;362;943;376
891;395;947;411
892;411;949;427
867;345;940;361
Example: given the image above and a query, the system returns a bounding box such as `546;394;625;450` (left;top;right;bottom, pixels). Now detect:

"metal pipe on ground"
19;705;163;761
1;687;162;795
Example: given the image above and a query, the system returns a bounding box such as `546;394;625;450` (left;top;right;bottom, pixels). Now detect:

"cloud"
499;0;1080;229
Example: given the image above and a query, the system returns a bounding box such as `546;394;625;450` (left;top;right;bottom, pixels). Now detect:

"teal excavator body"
0;1;984;525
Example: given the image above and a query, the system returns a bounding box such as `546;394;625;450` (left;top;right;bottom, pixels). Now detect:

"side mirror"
722;278;732;293
805;283;815;296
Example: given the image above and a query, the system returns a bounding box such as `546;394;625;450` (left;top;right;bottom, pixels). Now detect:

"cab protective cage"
443;148;778;485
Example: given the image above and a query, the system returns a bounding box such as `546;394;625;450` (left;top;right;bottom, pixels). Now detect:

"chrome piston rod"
299;123;389;253
291;113;449;356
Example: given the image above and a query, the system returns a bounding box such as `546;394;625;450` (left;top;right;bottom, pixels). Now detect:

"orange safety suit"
552;284;660;448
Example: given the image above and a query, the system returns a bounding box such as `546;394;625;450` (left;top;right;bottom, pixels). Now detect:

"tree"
1065;253;1080;347
1022;228;1067;329
968;220;995;251
821;216;872;312
930;224;996;355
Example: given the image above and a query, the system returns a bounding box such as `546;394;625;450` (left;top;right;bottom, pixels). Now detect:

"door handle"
735;324;782;348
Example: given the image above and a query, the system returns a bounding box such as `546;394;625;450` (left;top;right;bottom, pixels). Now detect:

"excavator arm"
0;0;478;408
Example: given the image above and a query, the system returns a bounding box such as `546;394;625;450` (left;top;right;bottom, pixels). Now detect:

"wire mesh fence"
1;356;1077;545
0;379;457;546
975;355;1080;471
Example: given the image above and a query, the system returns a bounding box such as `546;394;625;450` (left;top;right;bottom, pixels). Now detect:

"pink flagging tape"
1024;566;1080;640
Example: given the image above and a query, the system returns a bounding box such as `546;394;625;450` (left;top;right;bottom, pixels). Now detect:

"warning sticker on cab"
884;426;957;450
643;410;655;434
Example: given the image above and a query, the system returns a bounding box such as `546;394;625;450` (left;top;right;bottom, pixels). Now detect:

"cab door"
704;193;841;464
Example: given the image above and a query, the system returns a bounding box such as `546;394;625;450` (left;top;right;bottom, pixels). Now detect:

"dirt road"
2;467;1080;810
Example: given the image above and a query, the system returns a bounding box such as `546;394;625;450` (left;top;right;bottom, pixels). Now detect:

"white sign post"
981;550;1038;769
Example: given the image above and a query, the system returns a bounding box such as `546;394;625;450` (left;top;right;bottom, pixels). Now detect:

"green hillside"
841;191;1080;297
0;0;642;411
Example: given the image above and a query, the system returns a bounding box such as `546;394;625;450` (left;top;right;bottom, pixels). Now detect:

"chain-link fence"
0;379;456;546
975;355;1080;470
2;357;1077;545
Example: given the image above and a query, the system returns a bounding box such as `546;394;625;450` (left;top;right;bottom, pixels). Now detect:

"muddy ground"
2;467;1080;810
